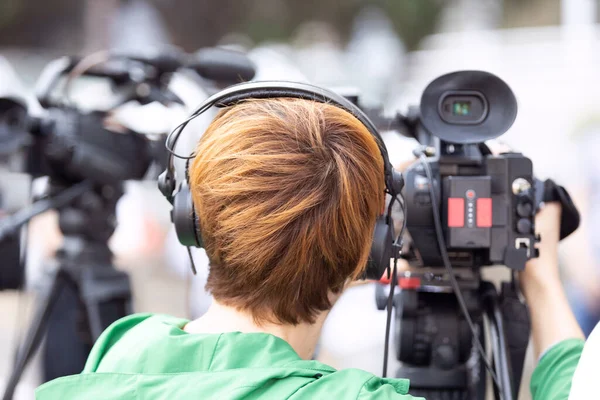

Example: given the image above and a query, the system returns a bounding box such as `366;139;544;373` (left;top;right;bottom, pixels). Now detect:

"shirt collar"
165;318;336;374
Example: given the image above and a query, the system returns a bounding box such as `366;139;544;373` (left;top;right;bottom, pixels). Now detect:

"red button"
399;277;421;289
448;198;465;227
477;198;492;227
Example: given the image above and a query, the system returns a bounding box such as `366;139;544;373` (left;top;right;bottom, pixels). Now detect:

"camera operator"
36;97;585;399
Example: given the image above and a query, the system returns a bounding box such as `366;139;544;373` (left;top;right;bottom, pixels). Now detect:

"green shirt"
36;313;583;399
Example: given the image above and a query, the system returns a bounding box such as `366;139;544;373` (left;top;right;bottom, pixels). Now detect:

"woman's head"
190;98;384;325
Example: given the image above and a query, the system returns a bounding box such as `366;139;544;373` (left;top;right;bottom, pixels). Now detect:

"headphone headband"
164;81;398;197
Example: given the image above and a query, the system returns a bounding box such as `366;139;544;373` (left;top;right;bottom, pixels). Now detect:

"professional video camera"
0;48;256;400
372;71;579;400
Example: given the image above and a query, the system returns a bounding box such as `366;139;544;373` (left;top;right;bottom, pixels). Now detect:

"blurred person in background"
293;22;350;87
344;6;406;107
37;95;584;400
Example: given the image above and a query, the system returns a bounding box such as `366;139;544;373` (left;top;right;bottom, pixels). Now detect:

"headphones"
158;81;405;280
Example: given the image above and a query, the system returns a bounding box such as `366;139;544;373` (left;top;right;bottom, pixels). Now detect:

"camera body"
25;55;173;185
0;55;168;290
28;108;153;185
377;71;541;397
0;49;258;292
402;71;537;272
405;150;536;271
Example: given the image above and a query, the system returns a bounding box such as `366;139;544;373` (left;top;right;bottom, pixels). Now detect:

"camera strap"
535;178;580;240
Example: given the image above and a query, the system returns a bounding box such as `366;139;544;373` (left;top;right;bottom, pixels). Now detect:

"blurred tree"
0;0;84;51
378;0;444;50
83;0;120;52
153;0;445;51
0;0;581;53
152;0;249;49
0;0;23;30
503;0;560;28
0;0;445;52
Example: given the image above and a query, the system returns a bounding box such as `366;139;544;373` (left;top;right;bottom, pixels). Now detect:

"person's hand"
520;202;562;294
519;201;585;358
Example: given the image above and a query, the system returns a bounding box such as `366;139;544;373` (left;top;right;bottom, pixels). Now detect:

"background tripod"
3;181;132;400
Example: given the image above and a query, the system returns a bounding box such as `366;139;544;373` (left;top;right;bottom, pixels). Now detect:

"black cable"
382;258;398;378
382;194;405;377
417;154;504;398
186;246;197;275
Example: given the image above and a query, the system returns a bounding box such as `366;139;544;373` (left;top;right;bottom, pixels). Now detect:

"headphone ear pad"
172;183;203;248
365;216;395;280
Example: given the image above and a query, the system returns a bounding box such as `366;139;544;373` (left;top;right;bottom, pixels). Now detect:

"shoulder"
531;338;585;400
83;313;188;373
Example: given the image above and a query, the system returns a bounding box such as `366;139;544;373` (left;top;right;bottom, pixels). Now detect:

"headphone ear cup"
172;183;203;248
365;216;395;280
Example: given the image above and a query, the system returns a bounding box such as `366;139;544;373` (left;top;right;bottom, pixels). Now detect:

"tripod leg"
80;264;132;340
2;270;66;400
42;277;92;381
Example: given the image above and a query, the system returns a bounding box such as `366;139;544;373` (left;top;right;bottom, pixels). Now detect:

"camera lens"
438;91;487;125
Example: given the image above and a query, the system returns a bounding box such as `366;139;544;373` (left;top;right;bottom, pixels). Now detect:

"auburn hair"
190;98;385;325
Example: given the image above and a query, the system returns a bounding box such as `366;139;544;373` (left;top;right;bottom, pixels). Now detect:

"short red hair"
190;98;384;324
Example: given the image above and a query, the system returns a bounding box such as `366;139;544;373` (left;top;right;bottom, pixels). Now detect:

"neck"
184;301;327;360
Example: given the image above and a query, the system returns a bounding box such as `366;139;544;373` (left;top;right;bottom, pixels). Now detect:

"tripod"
2;181;133;400
379;273;531;400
